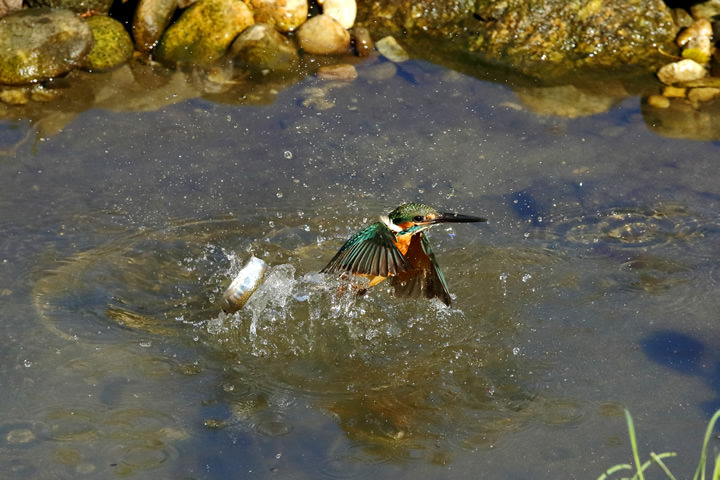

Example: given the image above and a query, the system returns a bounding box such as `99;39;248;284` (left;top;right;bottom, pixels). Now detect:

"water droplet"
23;359;32;368
283;151;293;159
276;191;283;199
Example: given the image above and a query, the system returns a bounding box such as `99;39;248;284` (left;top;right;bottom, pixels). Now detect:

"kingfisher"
321;203;486;306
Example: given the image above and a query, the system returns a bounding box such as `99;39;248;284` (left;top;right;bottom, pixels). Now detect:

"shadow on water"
31;214;579;469
641;331;720;417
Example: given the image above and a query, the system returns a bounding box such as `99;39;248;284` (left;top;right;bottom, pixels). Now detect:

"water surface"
1;58;720;479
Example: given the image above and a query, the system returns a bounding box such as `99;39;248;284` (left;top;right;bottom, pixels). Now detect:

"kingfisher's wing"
389;233;452;306
321;222;412;277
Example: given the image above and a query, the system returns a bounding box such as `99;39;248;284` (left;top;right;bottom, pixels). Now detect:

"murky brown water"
1;58;720;479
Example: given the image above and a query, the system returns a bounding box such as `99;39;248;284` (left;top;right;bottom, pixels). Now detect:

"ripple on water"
555;205;707;249
546;203;720;314
31;217;549;461
0;421;47;448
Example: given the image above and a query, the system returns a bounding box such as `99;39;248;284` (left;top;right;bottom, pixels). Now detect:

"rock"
514;84;625;117
155;0;254;67
662;86;687;98
687;87;720;104
681;77;720;88
647;94;670;109
229;23;298;73
690;0;720;20
83;15;134;71
0;8;93;85
244;0;308;33
671;8;694;29
0;86;28;105
643;100;720;141
0;0;22;19
317;63;357;80
375;36;408;62
30;85;59;102
26;0;113;14
318;0;356;29
296;14;350;55
677;18;714;64
657;59;708;85
359;60;397;81
358;0;473;34
133;0;177;52
471;0;678;71
357;0;678;75
352;26;373;57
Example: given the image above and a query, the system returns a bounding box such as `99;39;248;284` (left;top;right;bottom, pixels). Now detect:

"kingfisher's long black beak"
434;212;487;224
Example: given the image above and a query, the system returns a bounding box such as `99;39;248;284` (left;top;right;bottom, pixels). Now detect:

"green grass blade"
650;451;679;480
694;410;720;480
625;409;645;480
597;463;633;480
712;452;720;480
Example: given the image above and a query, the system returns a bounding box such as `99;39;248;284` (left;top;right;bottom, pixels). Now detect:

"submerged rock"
133;0;178;52
0;8;93;85
317;63;357;81
155;0;254;67
296;14;350;55
229;23;299;73
83;15;134;71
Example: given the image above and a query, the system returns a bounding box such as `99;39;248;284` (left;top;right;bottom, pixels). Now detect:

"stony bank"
0;0;718;121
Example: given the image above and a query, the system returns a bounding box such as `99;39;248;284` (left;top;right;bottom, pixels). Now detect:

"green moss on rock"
154;0;254;67
0;8;93;85
84;15;134;71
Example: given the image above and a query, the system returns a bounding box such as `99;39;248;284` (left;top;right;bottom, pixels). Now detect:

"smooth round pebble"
318;0;356;29
657;59;707;85
317;63;357;81
647;95;670;108
296;14;350;55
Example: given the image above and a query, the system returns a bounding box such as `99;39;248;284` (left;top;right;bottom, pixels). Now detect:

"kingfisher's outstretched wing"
389;233;452;306
321;222;412;277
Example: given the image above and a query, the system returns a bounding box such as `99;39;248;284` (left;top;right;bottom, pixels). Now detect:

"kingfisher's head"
386;203;487;235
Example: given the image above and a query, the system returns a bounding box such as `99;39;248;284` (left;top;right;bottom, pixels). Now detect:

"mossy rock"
0;8;93;85
154;0;254;67
84;15;134;71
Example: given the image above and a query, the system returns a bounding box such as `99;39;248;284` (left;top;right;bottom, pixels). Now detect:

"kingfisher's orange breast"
393;232;413;256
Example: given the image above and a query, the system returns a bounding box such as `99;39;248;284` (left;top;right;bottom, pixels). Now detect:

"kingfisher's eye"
413;215;424;222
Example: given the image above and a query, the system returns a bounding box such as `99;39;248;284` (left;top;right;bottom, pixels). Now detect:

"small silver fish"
221;256;267;314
